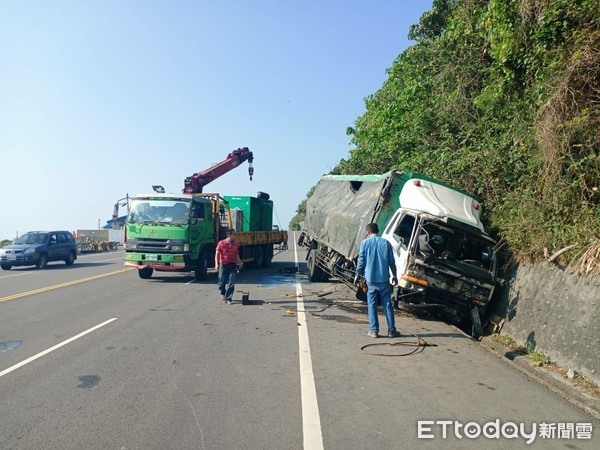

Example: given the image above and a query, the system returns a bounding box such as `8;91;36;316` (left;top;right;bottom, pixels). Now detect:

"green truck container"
223;194;273;232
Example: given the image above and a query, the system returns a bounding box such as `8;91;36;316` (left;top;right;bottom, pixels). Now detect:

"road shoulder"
479;336;600;420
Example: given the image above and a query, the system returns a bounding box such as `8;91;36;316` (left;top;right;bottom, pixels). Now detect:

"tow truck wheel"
138;267;153;279
253;246;265;268
262;245;273;267
195;250;208;281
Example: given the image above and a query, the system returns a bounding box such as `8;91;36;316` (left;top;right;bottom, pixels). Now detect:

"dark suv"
0;231;78;270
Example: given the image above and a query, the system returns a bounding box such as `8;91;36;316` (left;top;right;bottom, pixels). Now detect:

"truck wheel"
394;289;414;311
262;245;273;267
1;263;11;271
252;246;265;268
469;306;484;339
319;270;329;282
65;251;76;266
306;250;324;282
195;251;208;281
36;254;48;269
138;267;153;279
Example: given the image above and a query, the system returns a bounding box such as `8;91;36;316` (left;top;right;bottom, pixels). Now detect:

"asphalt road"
1;241;599;449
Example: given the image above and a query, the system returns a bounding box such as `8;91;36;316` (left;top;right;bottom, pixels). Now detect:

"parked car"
0;231;78;270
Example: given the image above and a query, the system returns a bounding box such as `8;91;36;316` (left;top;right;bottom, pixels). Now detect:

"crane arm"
182;147;254;194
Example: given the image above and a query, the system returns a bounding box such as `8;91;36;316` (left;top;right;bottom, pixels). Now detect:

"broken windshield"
416;220;495;272
127;199;191;225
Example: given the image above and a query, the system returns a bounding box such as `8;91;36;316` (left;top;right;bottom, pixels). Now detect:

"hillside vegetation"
291;0;599;274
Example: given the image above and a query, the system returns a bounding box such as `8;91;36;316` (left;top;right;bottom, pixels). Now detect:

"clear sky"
0;0;432;241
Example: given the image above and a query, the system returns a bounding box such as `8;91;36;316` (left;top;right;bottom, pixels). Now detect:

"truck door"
383;212;417;277
189;200;214;257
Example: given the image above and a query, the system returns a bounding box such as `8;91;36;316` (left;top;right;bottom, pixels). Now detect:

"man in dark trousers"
214;229;242;304
355;223;401;338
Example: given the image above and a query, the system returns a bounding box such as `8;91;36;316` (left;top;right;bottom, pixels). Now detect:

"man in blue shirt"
355;223;401;338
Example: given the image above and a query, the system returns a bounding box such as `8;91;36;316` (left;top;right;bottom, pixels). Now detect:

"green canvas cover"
304;175;390;261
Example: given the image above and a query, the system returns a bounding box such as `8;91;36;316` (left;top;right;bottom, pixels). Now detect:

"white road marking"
0;269;133;303
0;318;118;378
0;272;33;279
294;234;324;450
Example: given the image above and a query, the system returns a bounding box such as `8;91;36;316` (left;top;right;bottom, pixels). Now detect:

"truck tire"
262;245;273;267
138;267;153;279
306;250;324;282
1;263;11;271
469;306;484;339
195;250;208;281
252;246;265;268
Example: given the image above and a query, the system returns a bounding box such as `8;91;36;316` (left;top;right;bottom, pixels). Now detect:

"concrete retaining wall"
491;262;600;385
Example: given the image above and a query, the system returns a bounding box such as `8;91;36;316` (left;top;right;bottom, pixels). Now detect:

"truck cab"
124;194;218;280
381;179;497;334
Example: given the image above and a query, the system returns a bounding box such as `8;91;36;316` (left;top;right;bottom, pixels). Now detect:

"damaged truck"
297;170;498;336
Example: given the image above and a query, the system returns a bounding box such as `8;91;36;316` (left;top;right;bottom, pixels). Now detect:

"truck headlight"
401;274;429;287
171;245;184;251
24;247;36;254
125;243;137;250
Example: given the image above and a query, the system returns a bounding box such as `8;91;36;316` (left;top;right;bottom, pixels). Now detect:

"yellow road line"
0;268;134;303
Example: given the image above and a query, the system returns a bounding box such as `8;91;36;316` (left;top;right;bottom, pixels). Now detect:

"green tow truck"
123;148;287;280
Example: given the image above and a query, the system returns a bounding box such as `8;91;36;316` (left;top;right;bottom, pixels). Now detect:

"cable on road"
360;334;437;357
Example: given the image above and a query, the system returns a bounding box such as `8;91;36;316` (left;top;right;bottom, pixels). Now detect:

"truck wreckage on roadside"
298;170;499;337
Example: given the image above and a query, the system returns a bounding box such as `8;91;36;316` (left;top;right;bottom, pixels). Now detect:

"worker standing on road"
355;223;401;338
215;229;242;304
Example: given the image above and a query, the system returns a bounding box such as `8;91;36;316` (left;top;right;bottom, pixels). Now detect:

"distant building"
102;216;127;229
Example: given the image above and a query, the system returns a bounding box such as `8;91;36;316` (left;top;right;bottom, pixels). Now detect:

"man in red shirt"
214;229;242;304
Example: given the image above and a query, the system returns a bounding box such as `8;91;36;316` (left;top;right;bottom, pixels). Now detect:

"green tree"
297;0;600;268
